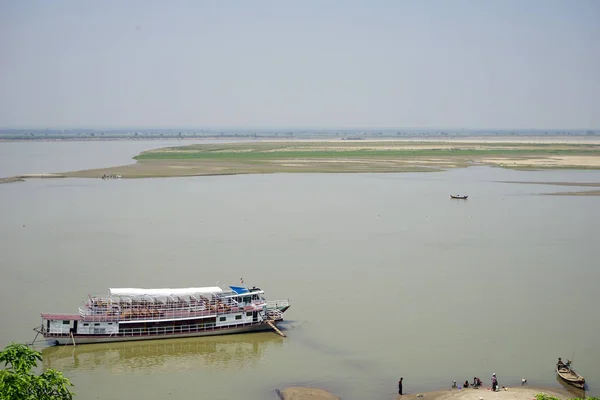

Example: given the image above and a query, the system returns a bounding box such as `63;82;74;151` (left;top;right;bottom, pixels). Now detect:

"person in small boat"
463;380;470;388
557;358;566;369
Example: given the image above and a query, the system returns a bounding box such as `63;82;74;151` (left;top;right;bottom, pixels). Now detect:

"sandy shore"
276;386;576;400
399;387;575;400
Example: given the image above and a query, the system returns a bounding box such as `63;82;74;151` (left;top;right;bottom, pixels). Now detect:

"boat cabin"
41;314;119;336
223;285;266;307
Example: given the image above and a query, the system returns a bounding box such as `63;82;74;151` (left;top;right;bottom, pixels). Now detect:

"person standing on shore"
398;377;403;395
491;373;498;391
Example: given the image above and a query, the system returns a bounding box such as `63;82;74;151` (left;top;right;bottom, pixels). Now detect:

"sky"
0;0;599;130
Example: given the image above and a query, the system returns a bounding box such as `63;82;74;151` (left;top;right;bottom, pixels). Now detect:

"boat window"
219;317;226;322
83;323;89;326
246;312;252;316
94;323;100;326
235;315;242;320
62;320;70;325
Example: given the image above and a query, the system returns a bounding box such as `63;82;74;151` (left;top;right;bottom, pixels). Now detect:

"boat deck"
40;305;259;323
41;313;82;321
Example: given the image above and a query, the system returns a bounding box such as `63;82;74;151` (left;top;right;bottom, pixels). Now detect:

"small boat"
450;195;468;200
556;360;586;389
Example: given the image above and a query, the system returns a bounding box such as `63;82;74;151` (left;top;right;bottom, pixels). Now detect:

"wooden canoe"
450;195;468;200
556;365;586;389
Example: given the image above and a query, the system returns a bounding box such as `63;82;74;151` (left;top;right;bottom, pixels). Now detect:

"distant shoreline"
2;135;600;145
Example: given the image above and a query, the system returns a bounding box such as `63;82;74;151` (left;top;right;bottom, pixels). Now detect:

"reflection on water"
554;375;588;398
41;332;284;374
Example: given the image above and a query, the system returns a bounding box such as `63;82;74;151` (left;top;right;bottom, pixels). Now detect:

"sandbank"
61;140;600;179
498;181;600;196
0;174;65;184
2;139;599;187
277;387;340;400
399;387;575;400
275;386;576;400
545;190;600;196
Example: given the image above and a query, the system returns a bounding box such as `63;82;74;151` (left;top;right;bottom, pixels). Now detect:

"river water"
0;140;599;399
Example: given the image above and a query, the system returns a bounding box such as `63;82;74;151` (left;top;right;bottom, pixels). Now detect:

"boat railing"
266;309;283;321
78;303;259;322
266;299;289;309
42;320;272;338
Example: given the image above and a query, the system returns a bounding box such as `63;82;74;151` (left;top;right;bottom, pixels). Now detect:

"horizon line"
1;126;598;132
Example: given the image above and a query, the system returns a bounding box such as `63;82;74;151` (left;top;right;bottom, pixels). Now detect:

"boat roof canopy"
108;287;223;297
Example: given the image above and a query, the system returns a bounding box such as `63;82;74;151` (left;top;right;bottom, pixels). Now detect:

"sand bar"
276;386;577;400
2;139;599;187
67;140;600;177
498;181;600;196
0;174;66;184
399;387;577;400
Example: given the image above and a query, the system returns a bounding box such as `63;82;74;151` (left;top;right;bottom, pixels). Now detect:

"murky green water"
1;141;599;399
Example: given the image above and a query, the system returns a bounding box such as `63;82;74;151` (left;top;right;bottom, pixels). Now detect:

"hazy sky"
1;0;599;130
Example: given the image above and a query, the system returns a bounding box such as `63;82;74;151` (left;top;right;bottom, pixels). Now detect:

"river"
0;140;598;399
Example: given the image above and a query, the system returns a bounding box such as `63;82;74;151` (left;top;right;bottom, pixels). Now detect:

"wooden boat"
450;195;468;200
556;361;586;389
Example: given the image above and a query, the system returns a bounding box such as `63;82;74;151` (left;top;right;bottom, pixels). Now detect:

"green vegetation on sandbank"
33;139;599;185
133;141;600;161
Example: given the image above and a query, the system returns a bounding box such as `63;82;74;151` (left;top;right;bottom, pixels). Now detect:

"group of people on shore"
452;376;484;390
398;373;500;396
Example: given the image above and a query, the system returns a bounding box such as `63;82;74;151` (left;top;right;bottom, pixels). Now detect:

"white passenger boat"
34;283;290;345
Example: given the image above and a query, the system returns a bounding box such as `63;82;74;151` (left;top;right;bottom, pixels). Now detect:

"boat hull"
46;321;280;346
556;368;585;389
